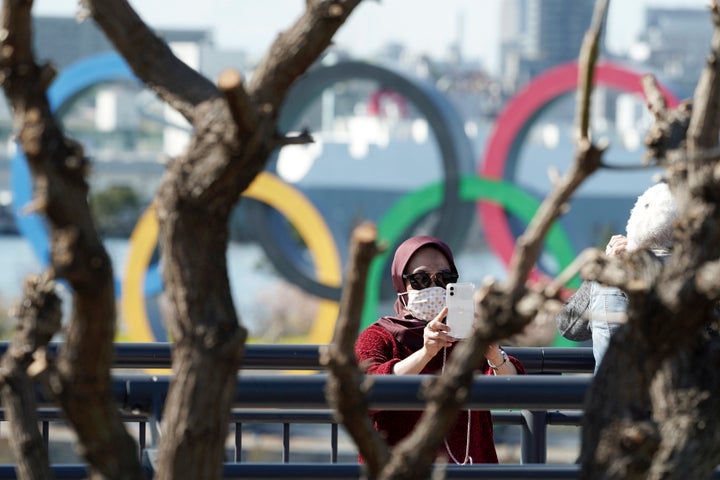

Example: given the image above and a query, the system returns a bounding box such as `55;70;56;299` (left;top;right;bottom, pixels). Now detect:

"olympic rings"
13;53;665;347
122;171;342;343
122;172;579;344
246;60;477;300
361;175;578;330
479;61;680;278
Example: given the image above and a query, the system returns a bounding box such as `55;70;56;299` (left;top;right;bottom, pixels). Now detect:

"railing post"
283;423;290;463
331;423;338;463
520;410;547;463
138;421;146;460
235;422;242;462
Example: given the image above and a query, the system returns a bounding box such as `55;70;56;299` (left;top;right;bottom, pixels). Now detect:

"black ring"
245;60;475;300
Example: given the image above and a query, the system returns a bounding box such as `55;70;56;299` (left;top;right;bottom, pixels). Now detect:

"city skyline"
34;0;708;75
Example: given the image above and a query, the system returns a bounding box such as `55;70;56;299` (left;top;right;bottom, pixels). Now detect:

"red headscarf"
376;236;458;348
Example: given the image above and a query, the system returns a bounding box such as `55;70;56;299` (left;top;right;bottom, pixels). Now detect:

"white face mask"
400;286;446;322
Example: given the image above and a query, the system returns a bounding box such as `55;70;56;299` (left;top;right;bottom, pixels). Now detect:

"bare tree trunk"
83;1;362;477
0;1;144;478
153;179;248;479
579;1;720;478
323;222;389;479
648;338;720;479
0;274;60;480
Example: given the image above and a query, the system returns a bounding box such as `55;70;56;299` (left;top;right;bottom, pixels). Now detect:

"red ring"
478;61;680;279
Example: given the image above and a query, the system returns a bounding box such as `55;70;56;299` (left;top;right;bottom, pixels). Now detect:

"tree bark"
84;1;362;478
322;222;389;479
0;274;60;480
579;2;720;478
0;1;144;478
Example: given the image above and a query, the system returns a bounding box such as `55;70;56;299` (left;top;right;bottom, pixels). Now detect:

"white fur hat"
625;183;677;252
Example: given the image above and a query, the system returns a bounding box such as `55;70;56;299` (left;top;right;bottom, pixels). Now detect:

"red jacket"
354;323;525;464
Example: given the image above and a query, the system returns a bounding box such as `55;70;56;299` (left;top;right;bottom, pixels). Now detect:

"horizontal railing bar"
216;463;720;480
227;410;574;426
231;374;590;410
0;343;595;373
220;463;579;479
547;410;584;425
0;464;156;480
117;374;590;412
2;461;720;480
231;409;337;423
227;410;576;427
0;407;583;427
0;408;149;422
0;465;86;480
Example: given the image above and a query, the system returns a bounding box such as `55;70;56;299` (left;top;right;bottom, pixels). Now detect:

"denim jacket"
556;250;672;373
588;282;626;373
555;280;626;373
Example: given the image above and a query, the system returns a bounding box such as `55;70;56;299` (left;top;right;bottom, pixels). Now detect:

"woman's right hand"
422;306;455;357
393;306;454;375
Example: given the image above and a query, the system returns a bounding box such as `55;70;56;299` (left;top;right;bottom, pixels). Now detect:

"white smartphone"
445;282;476;339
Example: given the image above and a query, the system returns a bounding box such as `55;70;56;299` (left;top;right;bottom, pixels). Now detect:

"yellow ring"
121;171;342;344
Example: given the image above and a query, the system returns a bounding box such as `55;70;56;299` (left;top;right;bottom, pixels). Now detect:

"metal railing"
0;343;599;479
0;342;596;373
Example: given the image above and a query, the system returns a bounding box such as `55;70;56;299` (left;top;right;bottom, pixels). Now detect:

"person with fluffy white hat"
556;182;678;373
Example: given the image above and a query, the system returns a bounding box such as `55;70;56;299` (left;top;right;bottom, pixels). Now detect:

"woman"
556;182;678;373
354;235;524;464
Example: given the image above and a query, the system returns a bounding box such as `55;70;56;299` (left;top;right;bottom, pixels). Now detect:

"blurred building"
628;7;712;99
33;16;215;70
500;0;597;93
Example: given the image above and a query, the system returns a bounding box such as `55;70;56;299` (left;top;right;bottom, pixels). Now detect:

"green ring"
362;175;579;346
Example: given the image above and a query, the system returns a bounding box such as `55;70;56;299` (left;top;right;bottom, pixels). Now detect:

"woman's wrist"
487;348;508;369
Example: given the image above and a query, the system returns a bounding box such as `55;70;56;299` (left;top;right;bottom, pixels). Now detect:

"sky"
34;0;708;75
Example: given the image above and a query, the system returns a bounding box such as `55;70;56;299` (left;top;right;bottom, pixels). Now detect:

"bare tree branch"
543;247;598;298
642;74;693;165
508;0;609;293
687;2;720;152
274;129;315;147
661;0;720;337
249;0;364;111
506;140;605;293
322;222;389;478
576;0;609;142
82;0;219;122
382;2;612;478
580;2;720;478
218;69;258;134
643;74;669;118
99;2;365;478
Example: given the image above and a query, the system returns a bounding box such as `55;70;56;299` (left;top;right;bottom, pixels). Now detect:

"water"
0;234;41;303
0;235;280;338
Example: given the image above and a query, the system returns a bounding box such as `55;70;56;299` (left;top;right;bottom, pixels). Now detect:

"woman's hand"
393;306;454;375
605;234;628;257
423;306;454;357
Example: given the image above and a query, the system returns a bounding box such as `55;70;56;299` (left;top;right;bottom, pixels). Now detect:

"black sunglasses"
402;270;458;290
